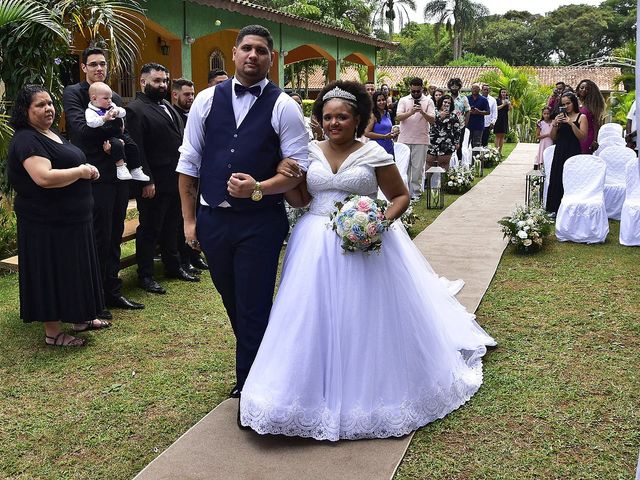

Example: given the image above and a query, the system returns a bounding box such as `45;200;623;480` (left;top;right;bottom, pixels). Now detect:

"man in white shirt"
396;77;435;199
176;25;308;402
482;84;498;147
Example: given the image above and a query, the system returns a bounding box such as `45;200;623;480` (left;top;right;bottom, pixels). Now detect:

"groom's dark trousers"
197;205;288;388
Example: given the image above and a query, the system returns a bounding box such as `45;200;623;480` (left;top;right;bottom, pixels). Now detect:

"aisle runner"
414;143;536;312
135;144;536;480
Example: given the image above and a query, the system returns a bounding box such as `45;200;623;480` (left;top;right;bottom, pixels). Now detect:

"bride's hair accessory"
323;86;358;106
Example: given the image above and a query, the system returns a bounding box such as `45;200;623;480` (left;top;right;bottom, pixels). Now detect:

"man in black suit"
126;63;198;294
171;78;208;274
63;47;144;316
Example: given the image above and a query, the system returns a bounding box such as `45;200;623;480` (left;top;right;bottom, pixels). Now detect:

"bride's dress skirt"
240;213;495;441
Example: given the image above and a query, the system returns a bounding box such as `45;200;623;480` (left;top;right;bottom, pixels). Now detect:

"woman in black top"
7;85;109;346
546;92;588;215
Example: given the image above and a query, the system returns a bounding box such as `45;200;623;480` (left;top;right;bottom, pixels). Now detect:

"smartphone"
558;106;567;114
414;99;421;106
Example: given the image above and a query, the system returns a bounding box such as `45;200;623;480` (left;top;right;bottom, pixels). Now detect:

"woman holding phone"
546;92;588;215
494;89;510;154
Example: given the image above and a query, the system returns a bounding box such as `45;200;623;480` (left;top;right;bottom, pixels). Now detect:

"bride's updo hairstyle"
313;80;372;138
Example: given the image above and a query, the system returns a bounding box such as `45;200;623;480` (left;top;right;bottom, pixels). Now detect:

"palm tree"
423;0;489;59
0;0;67;36
372;0;416;37
477;59;551;142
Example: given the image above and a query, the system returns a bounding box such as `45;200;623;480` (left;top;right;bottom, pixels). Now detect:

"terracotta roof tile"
286;65;624;92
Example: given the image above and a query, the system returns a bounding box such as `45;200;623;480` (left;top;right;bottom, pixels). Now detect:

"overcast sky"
412;0;604;19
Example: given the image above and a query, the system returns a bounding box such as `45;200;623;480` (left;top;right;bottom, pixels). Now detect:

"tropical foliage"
423;0;489;60
477;60;552;143
371;0;416;37
609;90;635;126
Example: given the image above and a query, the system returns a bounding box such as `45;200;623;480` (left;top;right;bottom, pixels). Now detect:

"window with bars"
209;49;225;72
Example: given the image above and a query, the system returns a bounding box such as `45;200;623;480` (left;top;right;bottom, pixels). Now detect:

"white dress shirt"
176;77;309;179
484;94;497;128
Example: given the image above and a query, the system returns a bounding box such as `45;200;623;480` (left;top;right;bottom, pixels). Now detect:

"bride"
239;81;496;441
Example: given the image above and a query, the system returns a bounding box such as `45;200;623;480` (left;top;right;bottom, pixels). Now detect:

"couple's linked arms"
178;164;305;249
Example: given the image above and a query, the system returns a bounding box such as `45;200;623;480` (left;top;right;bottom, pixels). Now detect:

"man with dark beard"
126;63;199;294
171;78;208;273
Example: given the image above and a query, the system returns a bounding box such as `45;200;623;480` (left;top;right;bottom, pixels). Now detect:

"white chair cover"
595;136;626;155
597;123;623;142
378;142;410;201
620;158;640;246
460;128;473;167
556;154;609;244
600;146;636;220
542;144;555;208
394;142;410;188
449;150;459;168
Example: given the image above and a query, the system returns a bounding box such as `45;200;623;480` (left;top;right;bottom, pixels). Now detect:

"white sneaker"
116;164;133;180
130;167;150;182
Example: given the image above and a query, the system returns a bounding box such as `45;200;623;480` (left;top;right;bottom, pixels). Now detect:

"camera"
559;106;567;114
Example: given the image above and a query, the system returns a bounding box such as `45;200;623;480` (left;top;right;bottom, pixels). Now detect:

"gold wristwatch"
251;181;263;202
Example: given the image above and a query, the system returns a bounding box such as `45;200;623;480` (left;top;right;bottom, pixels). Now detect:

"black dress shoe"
191;257;209;270
229;385;242;398
167;267;200;282
181;263;201;275
105;295;146;309
97;309;112;320
139;277;167;294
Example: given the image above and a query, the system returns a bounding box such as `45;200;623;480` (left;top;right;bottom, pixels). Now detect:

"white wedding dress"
240;141;496;441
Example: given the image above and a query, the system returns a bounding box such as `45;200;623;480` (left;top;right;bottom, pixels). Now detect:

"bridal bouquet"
330;195;390;253
498;204;554;253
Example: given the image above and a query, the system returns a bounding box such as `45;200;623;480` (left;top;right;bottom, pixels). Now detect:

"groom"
176;25;309;398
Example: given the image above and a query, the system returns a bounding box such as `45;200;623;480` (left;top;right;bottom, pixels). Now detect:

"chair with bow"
600;146;636;220
542;144;555;208
556;154;609;244
620;158;640;246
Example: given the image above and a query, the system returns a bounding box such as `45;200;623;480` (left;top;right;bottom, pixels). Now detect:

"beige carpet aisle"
415;142;536;312
134;143;536;480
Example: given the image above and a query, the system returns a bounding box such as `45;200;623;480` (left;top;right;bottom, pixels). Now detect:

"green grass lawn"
2;142;637;479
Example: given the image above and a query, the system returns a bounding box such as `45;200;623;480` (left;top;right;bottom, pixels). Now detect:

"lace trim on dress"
240;355;485;442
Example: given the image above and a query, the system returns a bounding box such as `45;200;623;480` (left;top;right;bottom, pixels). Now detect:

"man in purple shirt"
466;83;490;148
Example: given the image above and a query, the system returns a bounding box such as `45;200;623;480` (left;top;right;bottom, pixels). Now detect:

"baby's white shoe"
116;164;133;180
130;167;150;182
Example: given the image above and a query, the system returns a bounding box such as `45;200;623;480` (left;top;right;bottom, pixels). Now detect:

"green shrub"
302;99;314;118
0;199;17;258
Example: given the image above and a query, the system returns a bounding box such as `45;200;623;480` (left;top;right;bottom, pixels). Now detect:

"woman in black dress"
546;92;588;215
8;85;109;346
494;89;510;155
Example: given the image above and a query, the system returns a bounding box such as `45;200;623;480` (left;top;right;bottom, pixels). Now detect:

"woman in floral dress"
426;94;462;170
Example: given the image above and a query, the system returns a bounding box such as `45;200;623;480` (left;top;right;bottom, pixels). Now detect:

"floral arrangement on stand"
498;204;554;253
443;165;475;194
330;195;390;253
400;198;420;230
478;146;502;168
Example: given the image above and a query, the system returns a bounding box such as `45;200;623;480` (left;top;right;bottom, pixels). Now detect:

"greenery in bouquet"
400;198;420;230
478;146;502;168
330;195;390;253
498;204;554;253
443;165;475;194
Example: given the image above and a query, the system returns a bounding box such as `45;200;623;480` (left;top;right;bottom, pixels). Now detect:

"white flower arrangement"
444;165;475;194
498;204;554;253
478;146;502;168
400;198;420;230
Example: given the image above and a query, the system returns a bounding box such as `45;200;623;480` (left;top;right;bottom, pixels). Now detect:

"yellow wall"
191;30;237;92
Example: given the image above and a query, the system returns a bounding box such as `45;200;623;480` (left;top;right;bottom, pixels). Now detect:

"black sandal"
45;332;86;347
73;319;111;332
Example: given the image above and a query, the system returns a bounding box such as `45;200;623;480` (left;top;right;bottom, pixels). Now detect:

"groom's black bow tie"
234;83;261;97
